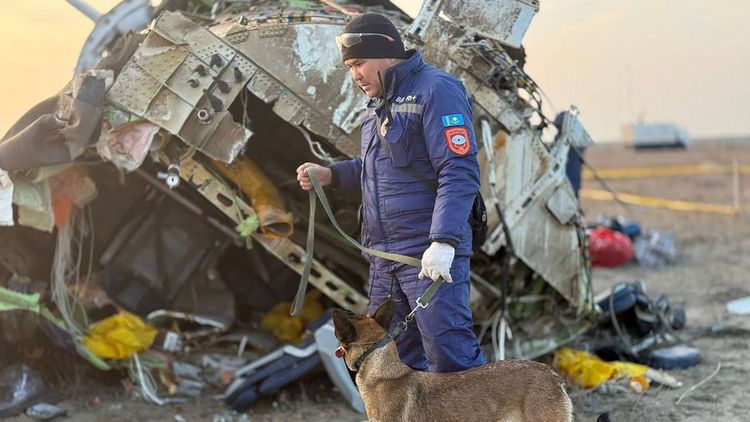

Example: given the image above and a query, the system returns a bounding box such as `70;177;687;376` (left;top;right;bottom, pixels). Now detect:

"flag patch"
441;114;464;127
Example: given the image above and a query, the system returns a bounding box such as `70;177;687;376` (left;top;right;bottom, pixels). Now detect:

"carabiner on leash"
404;275;444;324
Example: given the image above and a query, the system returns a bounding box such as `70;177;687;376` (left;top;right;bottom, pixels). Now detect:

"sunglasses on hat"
335;32;395;49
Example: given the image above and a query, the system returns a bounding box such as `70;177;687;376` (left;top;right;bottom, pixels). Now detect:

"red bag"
589;227;634;267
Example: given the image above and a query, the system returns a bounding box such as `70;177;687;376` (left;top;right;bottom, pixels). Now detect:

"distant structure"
622;122;691;149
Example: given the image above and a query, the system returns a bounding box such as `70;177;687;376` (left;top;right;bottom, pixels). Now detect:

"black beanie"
340;13;407;61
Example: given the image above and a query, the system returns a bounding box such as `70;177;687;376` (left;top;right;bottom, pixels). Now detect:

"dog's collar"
352;324;403;372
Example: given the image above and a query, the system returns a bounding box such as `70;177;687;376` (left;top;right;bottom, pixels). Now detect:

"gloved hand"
418;242;455;283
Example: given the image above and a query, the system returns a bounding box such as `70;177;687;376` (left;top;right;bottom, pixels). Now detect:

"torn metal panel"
479;122;591;310
154;11;238;65
108;61;163;116
108;10;364;162
74;0;154;72
509;185;582;301
214;20;364;154
471;84;525;132
440;0;539;48
133;46;190;84
412;11;467;70
143;88;195;135
546;186;578;226
107;11;252;163
246;71;284;103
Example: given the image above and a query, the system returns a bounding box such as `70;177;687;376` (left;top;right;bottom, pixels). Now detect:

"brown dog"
333;301;573;422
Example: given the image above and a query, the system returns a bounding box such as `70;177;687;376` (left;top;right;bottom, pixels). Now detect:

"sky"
0;0;748;142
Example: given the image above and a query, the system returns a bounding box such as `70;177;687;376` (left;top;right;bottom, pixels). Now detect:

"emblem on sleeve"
444;127;471;156
441;114;465;127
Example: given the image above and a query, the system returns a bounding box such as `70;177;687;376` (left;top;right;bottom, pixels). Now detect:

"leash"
291;169;444;317
350;277;444;371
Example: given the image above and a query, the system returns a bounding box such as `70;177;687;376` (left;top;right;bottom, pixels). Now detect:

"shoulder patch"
444;127;470;156
441;114;465;127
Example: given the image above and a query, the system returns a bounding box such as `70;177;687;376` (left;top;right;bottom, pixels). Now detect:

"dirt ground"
7;141;750;421
572;141;750;422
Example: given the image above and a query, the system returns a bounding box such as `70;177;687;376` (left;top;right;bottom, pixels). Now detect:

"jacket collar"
367;50;424;109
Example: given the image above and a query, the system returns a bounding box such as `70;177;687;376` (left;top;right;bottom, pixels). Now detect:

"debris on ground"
588;226;634;268
633;229;678;268
589;215;678;268
726;296;750;315
0;0;716;418
0;364;45;417
554;347;682;392
25;403;67;421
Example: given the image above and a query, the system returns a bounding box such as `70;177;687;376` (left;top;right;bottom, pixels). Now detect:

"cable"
296;125;335;165
569;145;632;214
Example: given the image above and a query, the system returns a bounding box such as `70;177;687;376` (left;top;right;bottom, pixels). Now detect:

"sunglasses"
335;32;395;49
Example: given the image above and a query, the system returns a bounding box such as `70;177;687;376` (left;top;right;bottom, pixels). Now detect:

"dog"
333;301;574;422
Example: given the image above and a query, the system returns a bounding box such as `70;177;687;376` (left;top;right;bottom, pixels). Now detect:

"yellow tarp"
554;347;648;389
83;312;158;360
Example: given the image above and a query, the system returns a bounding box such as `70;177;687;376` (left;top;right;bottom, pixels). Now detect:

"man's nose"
351;68;362;82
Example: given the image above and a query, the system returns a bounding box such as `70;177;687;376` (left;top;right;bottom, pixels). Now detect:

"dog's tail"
597;412;611;422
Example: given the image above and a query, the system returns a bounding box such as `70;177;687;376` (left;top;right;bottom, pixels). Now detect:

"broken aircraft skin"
0;0;596;362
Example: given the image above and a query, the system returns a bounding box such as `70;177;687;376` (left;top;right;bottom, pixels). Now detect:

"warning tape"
580;189;739;215
583;164;750;180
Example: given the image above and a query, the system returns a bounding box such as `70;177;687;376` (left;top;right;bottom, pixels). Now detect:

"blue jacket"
330;52;480;265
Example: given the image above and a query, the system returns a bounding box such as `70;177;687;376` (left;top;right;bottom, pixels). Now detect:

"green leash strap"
291;169;443;316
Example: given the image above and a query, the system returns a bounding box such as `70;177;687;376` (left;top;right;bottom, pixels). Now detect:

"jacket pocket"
381;118;413;168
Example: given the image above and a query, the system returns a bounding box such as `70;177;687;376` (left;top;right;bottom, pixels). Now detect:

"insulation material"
48;166;98;229
12;178;54;232
10;165;98;231
97;121;161;172
0;168;13;226
212;157;293;238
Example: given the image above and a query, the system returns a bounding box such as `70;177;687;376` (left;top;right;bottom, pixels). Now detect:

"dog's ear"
372;299;394;329
332;309;357;343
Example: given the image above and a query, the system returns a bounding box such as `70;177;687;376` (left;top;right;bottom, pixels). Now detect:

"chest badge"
444;127;471;156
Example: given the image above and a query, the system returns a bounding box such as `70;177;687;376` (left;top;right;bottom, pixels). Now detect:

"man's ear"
372;299;394;329
333;309;357;343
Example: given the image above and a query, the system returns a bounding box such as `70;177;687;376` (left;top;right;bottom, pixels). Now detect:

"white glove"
418;242;455;283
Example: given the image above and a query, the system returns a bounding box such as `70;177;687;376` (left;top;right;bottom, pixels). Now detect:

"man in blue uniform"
297;13;485;372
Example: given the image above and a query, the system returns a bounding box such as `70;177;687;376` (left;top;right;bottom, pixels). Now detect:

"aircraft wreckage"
0;0;595;369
